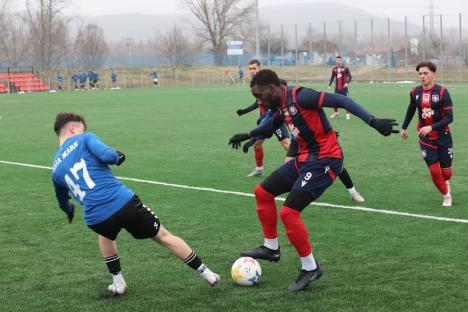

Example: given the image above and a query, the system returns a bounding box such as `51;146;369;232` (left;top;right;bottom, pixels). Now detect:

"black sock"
339;167;354;189
183;251;203;271
104;254;121;275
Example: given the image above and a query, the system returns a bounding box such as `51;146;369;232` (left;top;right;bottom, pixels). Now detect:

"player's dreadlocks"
250;69;281;88
54;112;87;135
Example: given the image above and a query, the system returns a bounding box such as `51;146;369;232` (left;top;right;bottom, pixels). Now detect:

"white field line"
1;160;467;224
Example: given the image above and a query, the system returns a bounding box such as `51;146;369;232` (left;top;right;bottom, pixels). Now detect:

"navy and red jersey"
280;87;342;161
250;86;373;162
402;84;453;141
329;66;351;91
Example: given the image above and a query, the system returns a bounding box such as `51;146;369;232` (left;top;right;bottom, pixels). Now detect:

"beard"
269;96;281;109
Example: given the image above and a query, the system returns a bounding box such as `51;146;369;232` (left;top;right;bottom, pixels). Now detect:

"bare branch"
182;0;254;65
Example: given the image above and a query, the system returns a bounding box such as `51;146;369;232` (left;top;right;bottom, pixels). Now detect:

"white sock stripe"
104;255;119;262
184;252;196;263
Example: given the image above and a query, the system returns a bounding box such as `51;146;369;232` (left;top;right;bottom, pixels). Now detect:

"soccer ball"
231;257;262;286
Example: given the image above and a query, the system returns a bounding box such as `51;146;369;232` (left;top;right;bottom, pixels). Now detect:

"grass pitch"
0;83;467;311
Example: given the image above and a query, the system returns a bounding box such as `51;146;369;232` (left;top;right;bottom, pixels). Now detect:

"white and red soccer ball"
231;257;262;286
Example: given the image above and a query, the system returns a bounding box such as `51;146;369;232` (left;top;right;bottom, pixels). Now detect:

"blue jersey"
111;72;117;82
79;73;87;82
52;132;134;225
57;74;64;83
72;74;79;82
151;71;158;79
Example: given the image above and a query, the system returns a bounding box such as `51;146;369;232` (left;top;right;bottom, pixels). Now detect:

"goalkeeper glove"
369;118;399;136
242;138;256;154
228;133;251;149
116;150;125;166
236;109;246;116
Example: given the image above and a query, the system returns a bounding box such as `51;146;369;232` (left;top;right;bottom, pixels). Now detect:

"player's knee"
280;205;300;223
153;225;170;242
254;184;274;202
253;140;263;149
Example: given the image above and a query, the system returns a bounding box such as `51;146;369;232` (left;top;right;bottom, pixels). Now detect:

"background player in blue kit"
111;70;118;88
51;113;220;295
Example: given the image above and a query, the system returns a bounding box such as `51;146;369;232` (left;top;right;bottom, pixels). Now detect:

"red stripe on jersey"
443;106;453;110
420;140;439;150
295;105;342;161
337;67;343;90
318;92;325;109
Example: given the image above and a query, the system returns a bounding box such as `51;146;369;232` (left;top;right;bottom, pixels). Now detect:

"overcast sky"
62;0;465;18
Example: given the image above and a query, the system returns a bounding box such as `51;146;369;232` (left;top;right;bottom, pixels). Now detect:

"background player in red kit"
401;61;454;207
328;56;352;119
229;69;398;292
236;59;290;177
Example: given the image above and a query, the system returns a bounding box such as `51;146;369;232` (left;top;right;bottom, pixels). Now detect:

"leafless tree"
75;24;109;69
23;0;70;71
157;26;193;74
182;0;254;65
0;12;30;67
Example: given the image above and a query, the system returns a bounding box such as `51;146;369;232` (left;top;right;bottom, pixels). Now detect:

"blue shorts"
419;132;453;167
277;156;343;200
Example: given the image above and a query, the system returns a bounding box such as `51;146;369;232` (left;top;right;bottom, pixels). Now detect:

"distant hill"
81;2;453;41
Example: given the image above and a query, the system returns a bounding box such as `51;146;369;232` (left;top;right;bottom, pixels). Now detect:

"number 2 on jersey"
64;158;96;201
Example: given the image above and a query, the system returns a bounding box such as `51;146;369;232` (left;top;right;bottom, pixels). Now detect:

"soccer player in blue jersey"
87;70;95;89
229;69;398;291
51;113;220;295
56;72;64;91
401;61;454;207
111;70;118;88
151;70;159;86
71;72;79;90
238;66;244;84
79;72;87;90
328;56;352;119
93;71;100;89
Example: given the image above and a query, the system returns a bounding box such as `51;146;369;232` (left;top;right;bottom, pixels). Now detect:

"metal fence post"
387;17;391;82
281;25;284;66
405;16;408;81
440;14;444;83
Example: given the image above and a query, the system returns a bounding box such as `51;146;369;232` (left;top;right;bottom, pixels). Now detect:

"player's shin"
280;206;316;269
428;163;448;195
254;147;264;169
255;184;278;249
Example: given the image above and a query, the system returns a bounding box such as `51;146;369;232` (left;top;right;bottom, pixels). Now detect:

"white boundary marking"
1;159;467;224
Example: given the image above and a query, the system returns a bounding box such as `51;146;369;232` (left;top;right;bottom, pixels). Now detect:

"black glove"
116;150;125;166
228;133;251;149
242;138;256;154
236;109;245;116
369;118;399;136
66;204;75;224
